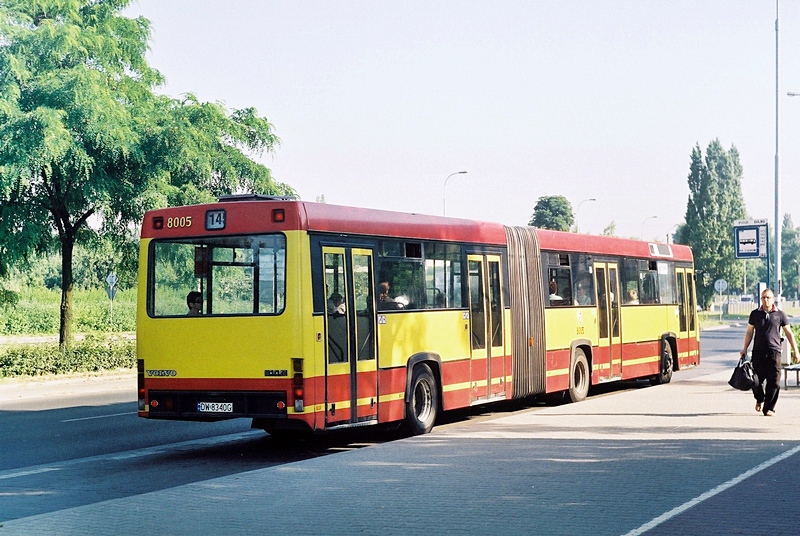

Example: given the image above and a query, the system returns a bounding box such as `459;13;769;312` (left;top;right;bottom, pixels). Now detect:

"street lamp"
442;171;467;216
574;198;596;233
666;223;680;244
641;215;657;240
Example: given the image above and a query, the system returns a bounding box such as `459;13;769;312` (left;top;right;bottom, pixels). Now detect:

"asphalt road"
3;324;800;535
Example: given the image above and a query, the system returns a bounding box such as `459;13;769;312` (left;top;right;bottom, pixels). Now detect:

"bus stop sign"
733;219;768;259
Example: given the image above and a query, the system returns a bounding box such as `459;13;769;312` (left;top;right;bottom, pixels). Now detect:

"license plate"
197;402;233;413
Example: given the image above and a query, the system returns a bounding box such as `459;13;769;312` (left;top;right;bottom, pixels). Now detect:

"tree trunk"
59;236;75;348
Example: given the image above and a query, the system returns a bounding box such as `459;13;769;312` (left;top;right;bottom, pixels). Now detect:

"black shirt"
748;306;788;355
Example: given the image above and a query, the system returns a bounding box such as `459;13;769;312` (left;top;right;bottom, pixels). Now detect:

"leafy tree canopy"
602;221;617;237
0;0;294;345
529;195;573;232
680;139;746;307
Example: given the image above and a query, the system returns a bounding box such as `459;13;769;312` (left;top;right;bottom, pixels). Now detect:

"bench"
783;363;800;389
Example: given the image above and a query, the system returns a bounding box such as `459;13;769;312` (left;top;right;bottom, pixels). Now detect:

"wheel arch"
570;338;594;377
661;332;679;372
405;352;443;409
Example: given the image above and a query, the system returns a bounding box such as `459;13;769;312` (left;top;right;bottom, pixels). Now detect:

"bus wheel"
405;363;439;435
568;349;590;403
650;342;674;385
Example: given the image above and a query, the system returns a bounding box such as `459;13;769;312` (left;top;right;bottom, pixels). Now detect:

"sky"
123;0;800;241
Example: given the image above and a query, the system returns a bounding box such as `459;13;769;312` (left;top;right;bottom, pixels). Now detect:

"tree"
529;195;573;231
781;213;800;299
0;1;294;346
681;140;747;307
602;221;617;237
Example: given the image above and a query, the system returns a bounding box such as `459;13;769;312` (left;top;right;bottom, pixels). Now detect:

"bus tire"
568;349;590;403
405;363;439;435
650;341;674;386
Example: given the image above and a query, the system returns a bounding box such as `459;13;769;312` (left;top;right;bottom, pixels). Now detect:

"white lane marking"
61;412;137;423
0;467;60;481
0;431;262;481
623;444;800;536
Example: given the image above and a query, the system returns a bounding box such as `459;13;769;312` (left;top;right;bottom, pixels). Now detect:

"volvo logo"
146;369;177;377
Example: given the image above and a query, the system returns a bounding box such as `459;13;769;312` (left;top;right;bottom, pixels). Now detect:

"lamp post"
574;198;596;233
641;215;657;240
442;171;467;216
775;0;781;298
666;223;680;244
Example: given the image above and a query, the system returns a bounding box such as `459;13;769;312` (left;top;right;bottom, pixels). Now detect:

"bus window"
469;259;485;350
353;253;375;361
571;254;594;306
424;242;463;309
489;260;503;348
325;252;348;364
149;234;286;317
657;261;676;304
688;273;697;331
546;267;572;306
377;240;425;310
639;260;659;304
677;271;687;332
595;266;608;338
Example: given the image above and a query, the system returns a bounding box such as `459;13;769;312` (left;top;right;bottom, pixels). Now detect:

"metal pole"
574;198;596;233
640;215;657;240
442;171;467;216
775;0;782;299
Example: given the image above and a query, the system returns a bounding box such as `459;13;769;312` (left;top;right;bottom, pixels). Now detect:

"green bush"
0;337;136;378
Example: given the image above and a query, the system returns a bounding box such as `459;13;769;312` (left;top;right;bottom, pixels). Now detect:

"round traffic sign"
714;279;728;292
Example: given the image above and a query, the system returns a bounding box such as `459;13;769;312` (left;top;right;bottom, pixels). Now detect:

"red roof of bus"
141;199;508;244
535;228;694;262
141;199;692;262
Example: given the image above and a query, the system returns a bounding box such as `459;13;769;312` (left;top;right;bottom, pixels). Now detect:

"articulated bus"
137;195;699;435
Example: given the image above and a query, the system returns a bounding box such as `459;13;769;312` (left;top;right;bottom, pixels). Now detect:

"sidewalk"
2;365;799;535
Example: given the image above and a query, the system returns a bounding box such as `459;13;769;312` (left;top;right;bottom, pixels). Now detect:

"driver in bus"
187;291;203;315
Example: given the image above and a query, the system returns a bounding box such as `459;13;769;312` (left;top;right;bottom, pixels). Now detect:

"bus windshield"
148;234;286;317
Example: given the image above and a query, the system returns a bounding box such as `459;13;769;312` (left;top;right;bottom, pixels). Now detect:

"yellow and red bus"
137;195;699;435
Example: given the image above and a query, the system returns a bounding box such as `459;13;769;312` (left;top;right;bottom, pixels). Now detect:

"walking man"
740;288;799;416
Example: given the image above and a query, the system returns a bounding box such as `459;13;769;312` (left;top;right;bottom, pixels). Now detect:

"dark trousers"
752;352;781;413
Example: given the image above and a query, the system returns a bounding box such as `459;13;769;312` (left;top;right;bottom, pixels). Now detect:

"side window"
571;254;595;306
424;242;463;309
658;261;676;304
688;272;697;331
377;241;425;310
639;260;659;304
544;253;572;307
621;258;640;305
677;271;687;332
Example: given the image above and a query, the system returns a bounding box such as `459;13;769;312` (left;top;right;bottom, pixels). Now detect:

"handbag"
728;357;756;391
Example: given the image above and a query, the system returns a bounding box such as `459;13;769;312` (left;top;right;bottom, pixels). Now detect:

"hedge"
0;337;136;378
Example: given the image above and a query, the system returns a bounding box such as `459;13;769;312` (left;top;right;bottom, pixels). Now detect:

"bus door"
676;267;698;365
594;262;622;381
467;254;505;402
322;247;377;427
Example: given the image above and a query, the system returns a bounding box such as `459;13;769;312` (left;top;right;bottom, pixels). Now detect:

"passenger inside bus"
549;280;563;305
625;289;639;304
378;281;403;310
575;282;592;305
327;292;346;316
186;291;203;315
